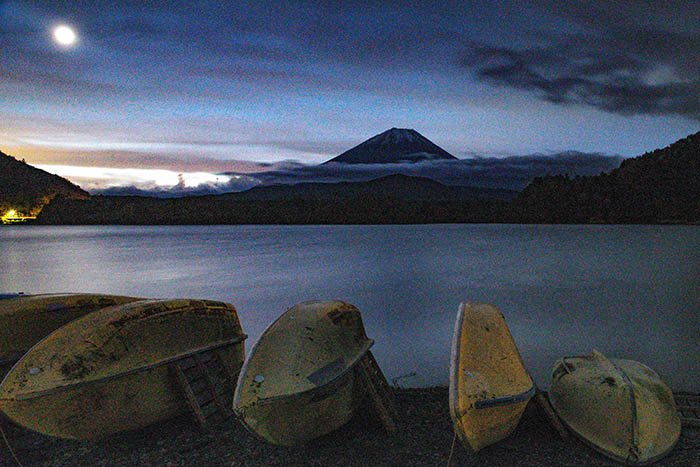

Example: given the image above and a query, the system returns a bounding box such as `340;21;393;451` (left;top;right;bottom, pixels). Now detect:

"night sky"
1;1;698;192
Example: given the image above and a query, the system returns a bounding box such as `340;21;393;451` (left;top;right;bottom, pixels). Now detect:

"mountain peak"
323;128;457;164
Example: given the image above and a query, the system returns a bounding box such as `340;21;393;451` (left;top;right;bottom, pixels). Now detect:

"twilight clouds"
1;1;697;192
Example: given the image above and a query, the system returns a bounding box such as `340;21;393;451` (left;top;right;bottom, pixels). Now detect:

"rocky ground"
1;387;698;466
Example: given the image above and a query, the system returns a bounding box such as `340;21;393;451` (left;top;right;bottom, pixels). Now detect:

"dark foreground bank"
1;387;698;466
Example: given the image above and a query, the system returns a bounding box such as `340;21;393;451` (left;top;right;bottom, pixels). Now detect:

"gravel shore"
1;387;698;466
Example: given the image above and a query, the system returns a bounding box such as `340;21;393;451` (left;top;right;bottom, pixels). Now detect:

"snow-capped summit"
323;128;457;164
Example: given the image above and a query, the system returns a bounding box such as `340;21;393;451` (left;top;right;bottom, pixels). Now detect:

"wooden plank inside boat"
357;351;398;432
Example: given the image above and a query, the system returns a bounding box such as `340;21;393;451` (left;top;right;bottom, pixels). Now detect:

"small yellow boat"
0;298;246;439
449;302;535;452
549;350;681;465
0;293;141;370
233;300;373;446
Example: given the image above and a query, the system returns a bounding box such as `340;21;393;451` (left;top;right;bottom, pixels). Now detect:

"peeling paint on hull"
549;351;681;465
0;299;246;440
0;294;142;372
449;302;534;452
234;300;372;446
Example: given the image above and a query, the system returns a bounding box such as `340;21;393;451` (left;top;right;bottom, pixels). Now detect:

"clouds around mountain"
88;151;623;197
238;152;622;189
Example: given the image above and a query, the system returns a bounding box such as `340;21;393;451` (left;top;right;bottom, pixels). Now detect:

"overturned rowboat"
549;350;680;465
234;300;385;446
449;302;535;452
0;293;141;372
0;298;246;439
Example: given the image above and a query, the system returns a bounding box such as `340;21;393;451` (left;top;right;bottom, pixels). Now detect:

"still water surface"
1;224;698;391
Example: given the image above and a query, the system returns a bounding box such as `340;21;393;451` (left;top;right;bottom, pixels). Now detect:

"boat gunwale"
3;334;247;401
0;293;143;316
473;386;536;409
0;293;25;301
449;302;470;449
0;293;140;303
0;293;105;302
549;394;679;466
548;354;681;466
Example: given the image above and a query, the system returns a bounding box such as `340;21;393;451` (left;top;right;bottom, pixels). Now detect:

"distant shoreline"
4;130;700;228
8;220;699;226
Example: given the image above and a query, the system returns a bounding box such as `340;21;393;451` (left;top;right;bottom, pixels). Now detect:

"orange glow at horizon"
34;164;233;190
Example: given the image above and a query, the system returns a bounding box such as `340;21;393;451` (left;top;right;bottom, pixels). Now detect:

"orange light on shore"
1;210;17;224
1;209;36;224
1;209;18;223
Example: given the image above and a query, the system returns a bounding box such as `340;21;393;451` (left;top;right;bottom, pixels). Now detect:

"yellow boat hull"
234;300;373;446
0;299;246;439
0;294;141;369
449;302;534;452
237;369;363;446
549;351;681;465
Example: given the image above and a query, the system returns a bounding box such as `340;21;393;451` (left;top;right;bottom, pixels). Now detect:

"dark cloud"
3;0;695;165
464;2;700;119
0;67;125;96
527;1;700;35
16;0;698;121
0;1;471;101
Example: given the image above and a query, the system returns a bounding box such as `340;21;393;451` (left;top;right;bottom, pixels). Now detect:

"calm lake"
1;224;698;391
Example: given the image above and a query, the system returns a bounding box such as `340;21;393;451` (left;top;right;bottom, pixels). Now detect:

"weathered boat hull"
237;369;364;446
0;293;142;370
234;300;373;446
0;299;246;439
549;351;681;465
449;302;535;452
